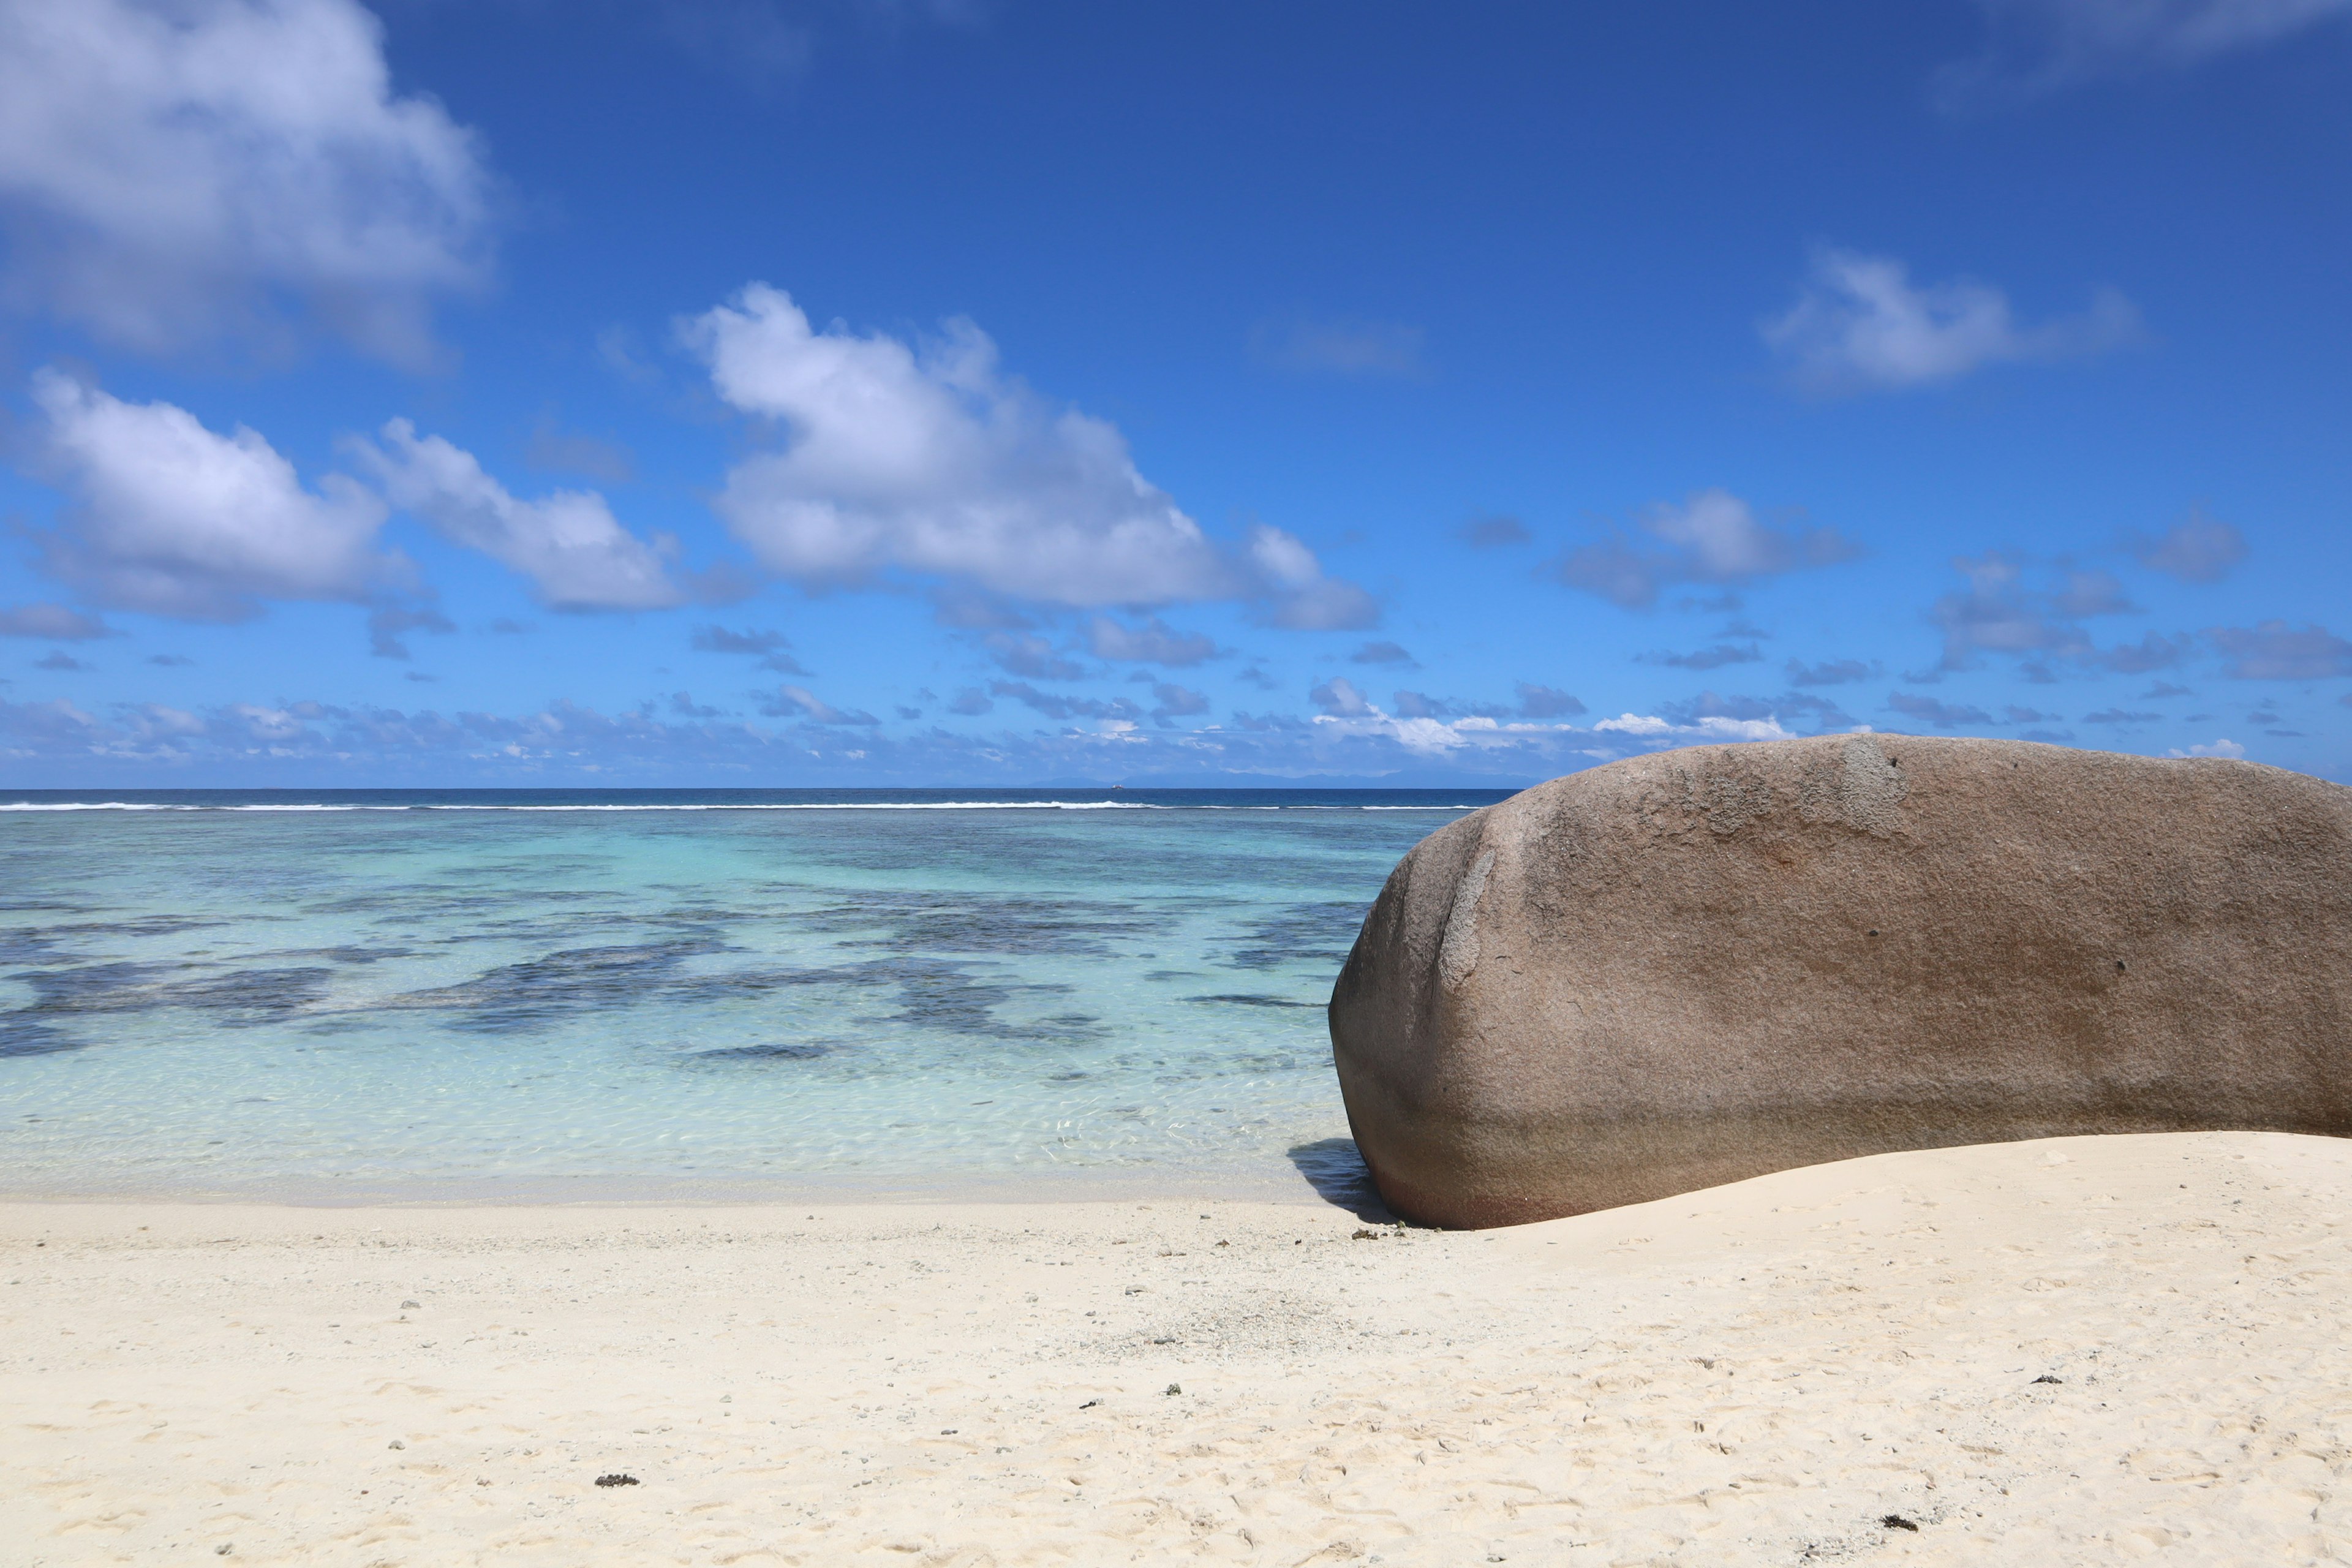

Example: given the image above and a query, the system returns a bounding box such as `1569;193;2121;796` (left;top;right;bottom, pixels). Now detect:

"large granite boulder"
1329;735;2352;1227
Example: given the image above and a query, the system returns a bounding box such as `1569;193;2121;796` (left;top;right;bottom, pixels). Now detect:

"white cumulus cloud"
0;0;493;364
1763;249;2141;395
352;420;685;611
24;369;402;620
684;284;1372;624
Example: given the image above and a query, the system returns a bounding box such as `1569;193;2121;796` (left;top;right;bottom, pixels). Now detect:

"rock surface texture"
1329;735;2352;1227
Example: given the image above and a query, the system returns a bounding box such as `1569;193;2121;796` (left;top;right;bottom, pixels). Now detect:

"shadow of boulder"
1285;1137;1395;1222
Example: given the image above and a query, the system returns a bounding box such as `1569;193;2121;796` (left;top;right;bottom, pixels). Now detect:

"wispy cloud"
1642;643;1763;671
2132;507;2248;582
1457;514;1530;549
1554;489;1860;609
1936;0;2352;106
762;684;880;725
1786;657;1878;687
367;606;453;661
1514;682;1586;718
1349;641;1417;667
526;417;636;486
1927;552;2180;673
1762;249;2141;395
2207;620;2352;679
1251;317;1425;377
0;603;111;640
1088;616;1217;667
691;624;808;674
1889;691;1994;727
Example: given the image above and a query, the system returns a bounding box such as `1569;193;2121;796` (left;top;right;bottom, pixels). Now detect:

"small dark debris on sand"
595;1473;640;1488
1881;1514;1919;1531
2032;1374;2064;1385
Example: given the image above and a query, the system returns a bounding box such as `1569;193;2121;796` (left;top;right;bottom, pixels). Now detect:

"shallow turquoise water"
0;790;1494;1201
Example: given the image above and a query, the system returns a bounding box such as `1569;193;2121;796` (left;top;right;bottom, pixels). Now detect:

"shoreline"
0;1157;1375;1213
9;1130;2350;1563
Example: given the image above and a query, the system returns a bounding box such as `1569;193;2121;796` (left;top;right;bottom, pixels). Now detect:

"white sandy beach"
6;1129;2349;1565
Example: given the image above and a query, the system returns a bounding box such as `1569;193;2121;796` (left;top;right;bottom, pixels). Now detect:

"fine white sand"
6;1130;2350;1565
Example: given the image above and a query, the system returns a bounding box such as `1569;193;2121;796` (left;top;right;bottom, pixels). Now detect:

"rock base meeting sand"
7;1131;2350;1564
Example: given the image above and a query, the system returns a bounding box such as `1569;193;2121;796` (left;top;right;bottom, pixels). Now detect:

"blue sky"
1;0;2348;786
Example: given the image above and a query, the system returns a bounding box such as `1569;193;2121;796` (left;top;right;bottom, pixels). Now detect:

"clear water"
0;789;1498;1202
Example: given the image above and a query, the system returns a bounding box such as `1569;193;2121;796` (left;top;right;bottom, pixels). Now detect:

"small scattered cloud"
947;687;993;716
352;420;685;611
692;625;786;655
0;0;494;366
2081;707;2163;725
526;417;636;486
368;606;454;661
1148;682;1209;726
1787;657;1879;687
2142;681;2193;699
982;632;1085;682
657;0;815;89
1088;617;1217;667
1762;249;2141;396
2207;620;2352;679
2091;630;2192;674
1350;640;1417;666
987;680;1141;723
1888;691;1993;727
31;650;89;671
146;653;195;667
0;602;111;640
1308;676;1374;718
669;692;723;719
1251;317;1425;377
1457;514;1530;549
1554;489;1861;610
488;618;532;635
2132;507;2248;583
404;670;437;683
692;624;809;674
1235;665;1280;691
1515;682;1586;718
2056;569;2134;617
1642;643;1763;671
2004;704;2064;723
2171;737;2247;759
930;589;1034;631
763;685;880;725
1936;0;2352;106
1928;552;2166;673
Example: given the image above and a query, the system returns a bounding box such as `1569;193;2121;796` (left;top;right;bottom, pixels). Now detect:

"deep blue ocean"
0;788;1505;1201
